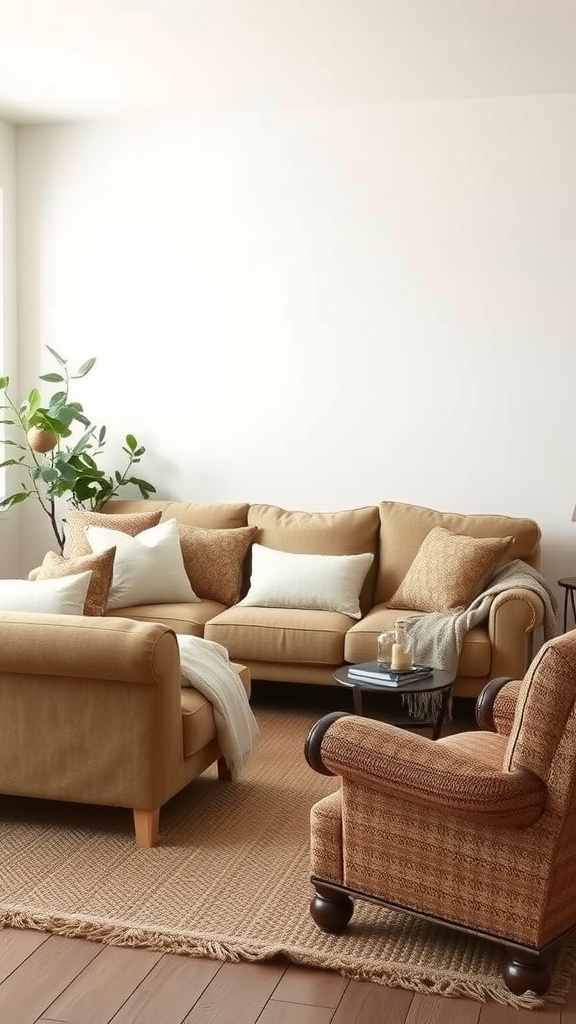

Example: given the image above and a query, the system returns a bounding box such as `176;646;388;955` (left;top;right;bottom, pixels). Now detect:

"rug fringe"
2;909;572;1010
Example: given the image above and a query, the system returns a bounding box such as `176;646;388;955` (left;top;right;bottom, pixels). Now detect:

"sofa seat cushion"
107;599;226;636
181;687;217;756
180;661;250;758
344;604;491;677
205;606;350;666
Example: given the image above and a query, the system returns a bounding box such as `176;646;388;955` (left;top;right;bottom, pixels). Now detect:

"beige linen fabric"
101;499;250;530
247;504;380;615
376;501;540;604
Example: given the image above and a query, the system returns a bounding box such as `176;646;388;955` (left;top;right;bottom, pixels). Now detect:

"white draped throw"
177;635;260;779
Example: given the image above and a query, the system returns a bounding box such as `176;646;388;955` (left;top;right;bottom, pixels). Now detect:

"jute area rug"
1;706;575;1011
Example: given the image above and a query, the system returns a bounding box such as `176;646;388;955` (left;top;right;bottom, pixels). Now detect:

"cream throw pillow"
386;526;513;612
237;544;374;619
0;572;92;614
85;518;200;609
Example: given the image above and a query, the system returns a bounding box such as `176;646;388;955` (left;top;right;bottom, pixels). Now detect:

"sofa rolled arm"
305;713;545;828
488;587;545;680
0;611;180;684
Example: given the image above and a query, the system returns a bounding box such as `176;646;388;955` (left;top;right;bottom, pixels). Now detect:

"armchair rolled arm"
305;711;351;775
476;677;522;735
305;713;545;828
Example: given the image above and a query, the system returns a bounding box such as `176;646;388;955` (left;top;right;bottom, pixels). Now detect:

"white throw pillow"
85;517;200;609
237;544;374;619
0;572;92;614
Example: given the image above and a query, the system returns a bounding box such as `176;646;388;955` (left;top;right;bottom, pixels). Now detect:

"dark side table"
558;578;576;633
333;664;454;740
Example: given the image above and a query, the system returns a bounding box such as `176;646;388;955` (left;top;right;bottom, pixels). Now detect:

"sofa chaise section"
0;611;250;846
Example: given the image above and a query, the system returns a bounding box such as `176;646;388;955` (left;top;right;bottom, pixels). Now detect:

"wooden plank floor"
1;686;574;1022
0;929;575;1023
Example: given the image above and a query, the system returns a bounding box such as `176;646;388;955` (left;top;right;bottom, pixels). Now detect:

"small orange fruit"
26;426;58;453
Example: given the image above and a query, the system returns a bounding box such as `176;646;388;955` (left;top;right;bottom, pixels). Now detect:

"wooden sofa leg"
133;808;160;848
217;756;232;781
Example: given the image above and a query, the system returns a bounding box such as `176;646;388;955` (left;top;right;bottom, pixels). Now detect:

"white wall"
0;118;20;576
10;95;576;606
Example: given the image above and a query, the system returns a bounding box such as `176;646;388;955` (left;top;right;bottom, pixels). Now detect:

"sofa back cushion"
100;499;250;530
247;504;380;614
375;501;541;605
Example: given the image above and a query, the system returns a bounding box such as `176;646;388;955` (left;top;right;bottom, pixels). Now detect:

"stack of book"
347;661;433;687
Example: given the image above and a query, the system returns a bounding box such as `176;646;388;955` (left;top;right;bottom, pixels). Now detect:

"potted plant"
0;346;156;554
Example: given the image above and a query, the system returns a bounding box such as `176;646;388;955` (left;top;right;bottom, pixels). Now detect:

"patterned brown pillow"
386;526;513;612
65;508;162;557
179;525;258;606
32;548;116;616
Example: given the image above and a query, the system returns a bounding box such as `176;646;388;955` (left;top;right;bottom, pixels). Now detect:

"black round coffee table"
333;663;454;740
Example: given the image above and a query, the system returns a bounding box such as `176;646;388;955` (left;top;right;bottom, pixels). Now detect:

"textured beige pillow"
32;548;116;616
65;507;162;557
386;526;514;612
179;525;258;606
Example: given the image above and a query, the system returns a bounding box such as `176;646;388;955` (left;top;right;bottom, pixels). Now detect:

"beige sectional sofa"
89;497;546;699
0;495;548;847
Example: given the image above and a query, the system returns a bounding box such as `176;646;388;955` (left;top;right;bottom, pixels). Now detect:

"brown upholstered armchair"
305;630;576;997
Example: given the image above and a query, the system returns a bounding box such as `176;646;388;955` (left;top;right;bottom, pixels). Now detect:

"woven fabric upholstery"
491;680;523;735
309;631;576;948
505;631;576;780
319;716;544;827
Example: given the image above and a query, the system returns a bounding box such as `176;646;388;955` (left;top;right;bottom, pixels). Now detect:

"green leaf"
125;434;138;452
47;391;69;410
3;439;27;448
39;372;65;383
0;491;30;509
38;466;60;483
45;346;67;366
0;376;9;389
0;458;25;469
21;389;41;427
0;418;16;425
130;478;157;494
72;357;96;379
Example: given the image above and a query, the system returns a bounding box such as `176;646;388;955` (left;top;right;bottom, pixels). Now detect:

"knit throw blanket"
177;635;260;780
403;558;559;681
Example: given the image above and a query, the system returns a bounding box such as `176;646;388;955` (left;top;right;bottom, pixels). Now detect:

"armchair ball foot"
310;882;354;934
503;947;551;997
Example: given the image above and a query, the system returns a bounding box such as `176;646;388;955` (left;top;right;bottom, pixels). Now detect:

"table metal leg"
352;686;364;716
564;589;570;633
432;689;451;740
